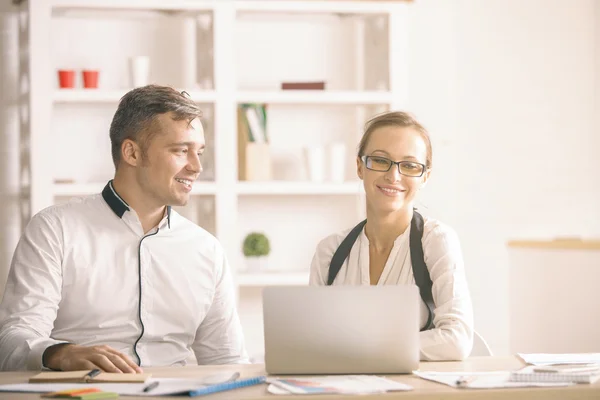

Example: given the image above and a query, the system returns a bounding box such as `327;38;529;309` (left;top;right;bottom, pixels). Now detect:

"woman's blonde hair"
357;111;432;169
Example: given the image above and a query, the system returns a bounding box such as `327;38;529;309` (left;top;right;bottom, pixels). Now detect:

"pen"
84;369;101;382
455;376;476;387
143;381;160;393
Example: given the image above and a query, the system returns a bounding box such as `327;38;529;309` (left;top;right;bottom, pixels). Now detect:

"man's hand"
43;343;143;373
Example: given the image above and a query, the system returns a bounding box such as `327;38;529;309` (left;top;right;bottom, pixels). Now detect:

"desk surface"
1;357;598;399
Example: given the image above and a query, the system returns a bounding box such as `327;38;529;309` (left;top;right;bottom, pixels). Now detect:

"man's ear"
121;139;142;167
356;157;363;180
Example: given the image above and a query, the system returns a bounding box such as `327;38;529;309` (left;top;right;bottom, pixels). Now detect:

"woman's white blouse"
309;216;474;361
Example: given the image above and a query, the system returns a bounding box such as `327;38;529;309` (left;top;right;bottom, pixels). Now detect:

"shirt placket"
137;240;154;364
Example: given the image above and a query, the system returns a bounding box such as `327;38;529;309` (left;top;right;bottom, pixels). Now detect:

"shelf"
235;1;402;14
53;182;217;196
236;90;393;105
49;0;216;12
47;0;402;13
54;90;392;105
236;181;364;196
53;89;216;104
236;271;309;286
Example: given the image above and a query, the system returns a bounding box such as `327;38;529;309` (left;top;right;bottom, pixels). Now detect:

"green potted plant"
242;232;270;271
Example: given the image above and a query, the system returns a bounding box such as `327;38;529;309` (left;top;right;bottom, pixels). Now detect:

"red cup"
57;70;75;88
82;70;99;89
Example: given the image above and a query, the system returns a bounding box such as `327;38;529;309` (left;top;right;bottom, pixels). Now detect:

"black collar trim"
102;180;130;218
102;180;172;228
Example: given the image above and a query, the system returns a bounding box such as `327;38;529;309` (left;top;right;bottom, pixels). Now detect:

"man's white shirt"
0;182;248;370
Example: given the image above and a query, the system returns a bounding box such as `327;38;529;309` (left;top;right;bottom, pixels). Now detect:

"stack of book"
237;104;272;181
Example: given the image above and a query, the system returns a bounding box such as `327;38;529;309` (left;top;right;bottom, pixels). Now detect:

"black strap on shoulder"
327;220;367;286
410;211;435;330
327;211;435;331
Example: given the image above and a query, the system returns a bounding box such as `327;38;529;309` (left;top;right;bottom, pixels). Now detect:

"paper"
266;375;412;395
413;371;573;389
510;365;600;384
518;353;600;366
0;372;240;397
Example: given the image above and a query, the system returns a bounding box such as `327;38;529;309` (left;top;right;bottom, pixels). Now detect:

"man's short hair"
109;85;202;169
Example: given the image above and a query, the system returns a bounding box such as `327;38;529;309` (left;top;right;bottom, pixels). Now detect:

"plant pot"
245;256;268;272
82;70;99;89
57;70;75;88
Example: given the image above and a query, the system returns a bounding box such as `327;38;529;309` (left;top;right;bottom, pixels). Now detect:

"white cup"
329;143;346;182
129;56;150;88
304;146;325;182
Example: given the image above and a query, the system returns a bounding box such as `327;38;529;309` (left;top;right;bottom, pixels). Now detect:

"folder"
29;370;151;384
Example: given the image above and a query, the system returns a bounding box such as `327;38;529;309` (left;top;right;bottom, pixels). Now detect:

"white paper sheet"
518;353;600;366
266;375;412;395
413;371;573;389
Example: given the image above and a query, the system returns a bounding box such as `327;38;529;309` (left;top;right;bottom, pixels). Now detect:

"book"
281;81;325;90
29;370;151;384
509;365;600;384
186;376;266;397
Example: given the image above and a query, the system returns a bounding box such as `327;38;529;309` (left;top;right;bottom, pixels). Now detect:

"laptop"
262;285;420;375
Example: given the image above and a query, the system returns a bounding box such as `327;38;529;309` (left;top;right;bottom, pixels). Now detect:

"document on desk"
0;372;242;396
518;353;600;366
266;375;412;395
413;371;573;389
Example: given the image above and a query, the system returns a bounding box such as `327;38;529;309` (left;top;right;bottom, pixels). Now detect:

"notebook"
185;376;266;397
509;365;600;384
29;370;151;384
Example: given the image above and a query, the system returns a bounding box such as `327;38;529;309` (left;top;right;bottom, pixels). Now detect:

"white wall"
0;3;20;298
409;0;600;355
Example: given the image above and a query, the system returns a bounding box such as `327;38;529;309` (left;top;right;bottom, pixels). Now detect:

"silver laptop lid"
263;285;420;375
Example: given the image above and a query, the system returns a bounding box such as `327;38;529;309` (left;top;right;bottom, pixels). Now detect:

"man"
0;85;248;371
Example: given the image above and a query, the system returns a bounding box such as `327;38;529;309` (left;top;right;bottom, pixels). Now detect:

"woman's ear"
420;168;431;188
356;157;363;180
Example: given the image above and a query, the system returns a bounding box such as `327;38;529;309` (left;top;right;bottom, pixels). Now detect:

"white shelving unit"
20;0;410;356
53;89;218;104
236;90;395;105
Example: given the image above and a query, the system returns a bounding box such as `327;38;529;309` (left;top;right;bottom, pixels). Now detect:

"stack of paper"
266;375;412;395
510;364;600;384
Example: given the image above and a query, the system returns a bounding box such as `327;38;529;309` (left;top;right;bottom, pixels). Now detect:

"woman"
309;111;474;361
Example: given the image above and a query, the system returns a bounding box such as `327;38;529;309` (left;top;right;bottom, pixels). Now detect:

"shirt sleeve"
309;233;343;286
192;244;249;365
0;212;69;371
419;221;474;361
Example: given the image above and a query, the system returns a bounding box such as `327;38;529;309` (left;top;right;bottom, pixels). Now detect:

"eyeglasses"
361;155;426;177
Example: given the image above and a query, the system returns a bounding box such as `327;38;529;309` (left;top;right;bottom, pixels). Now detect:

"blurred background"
1;0;598;362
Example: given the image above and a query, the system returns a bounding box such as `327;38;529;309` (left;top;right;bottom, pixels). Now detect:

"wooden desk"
0;357;598;399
